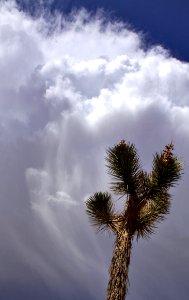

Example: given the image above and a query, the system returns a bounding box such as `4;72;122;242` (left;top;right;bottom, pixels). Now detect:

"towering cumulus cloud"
0;1;189;299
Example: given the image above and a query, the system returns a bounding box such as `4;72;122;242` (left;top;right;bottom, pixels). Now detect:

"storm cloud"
0;1;189;299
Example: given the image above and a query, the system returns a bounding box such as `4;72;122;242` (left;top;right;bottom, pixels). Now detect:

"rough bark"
107;230;132;300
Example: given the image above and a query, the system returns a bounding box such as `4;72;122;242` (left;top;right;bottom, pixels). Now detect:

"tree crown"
86;140;183;238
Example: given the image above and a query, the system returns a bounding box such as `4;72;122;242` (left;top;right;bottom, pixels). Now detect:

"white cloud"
0;1;189;299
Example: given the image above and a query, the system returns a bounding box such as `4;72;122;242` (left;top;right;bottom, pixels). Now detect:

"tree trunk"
107;230;132;300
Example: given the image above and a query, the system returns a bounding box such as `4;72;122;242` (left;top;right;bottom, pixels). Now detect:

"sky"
17;0;189;62
0;0;189;299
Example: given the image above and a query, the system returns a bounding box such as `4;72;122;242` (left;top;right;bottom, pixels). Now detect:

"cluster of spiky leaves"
151;143;182;191
134;143;182;238
86;140;183;238
106;140;142;198
86;192;115;232
134;191;170;238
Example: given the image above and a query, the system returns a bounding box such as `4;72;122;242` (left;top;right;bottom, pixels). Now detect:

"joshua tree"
86;140;182;300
